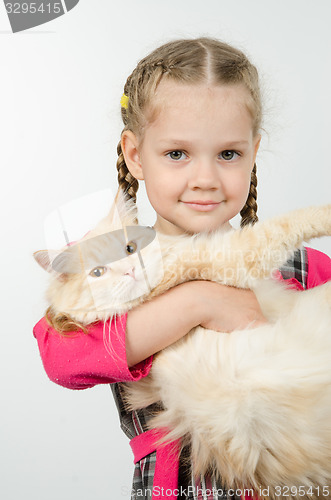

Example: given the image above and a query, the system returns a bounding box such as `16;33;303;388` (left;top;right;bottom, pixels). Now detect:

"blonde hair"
45;305;89;336
117;37;262;227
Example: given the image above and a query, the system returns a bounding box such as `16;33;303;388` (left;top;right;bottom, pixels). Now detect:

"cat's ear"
33;249;70;281
33;250;57;273
113;188;138;226
92;189;138;236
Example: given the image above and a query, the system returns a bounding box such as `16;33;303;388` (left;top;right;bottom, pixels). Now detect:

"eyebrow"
160;139;250;148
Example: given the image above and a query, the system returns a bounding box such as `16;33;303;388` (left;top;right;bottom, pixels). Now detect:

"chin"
184;220;223;235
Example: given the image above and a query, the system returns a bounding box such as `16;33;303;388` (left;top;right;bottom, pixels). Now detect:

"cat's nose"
125;267;136;279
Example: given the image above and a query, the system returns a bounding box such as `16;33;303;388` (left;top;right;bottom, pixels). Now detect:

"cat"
34;191;331;499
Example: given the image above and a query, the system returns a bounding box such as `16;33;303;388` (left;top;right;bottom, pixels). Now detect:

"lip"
181;200;221;212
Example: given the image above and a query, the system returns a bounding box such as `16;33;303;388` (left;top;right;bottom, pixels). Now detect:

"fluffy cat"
34;192;331;499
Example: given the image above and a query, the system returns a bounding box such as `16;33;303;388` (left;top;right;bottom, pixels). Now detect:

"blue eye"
167;150;187;161
220;150;239;161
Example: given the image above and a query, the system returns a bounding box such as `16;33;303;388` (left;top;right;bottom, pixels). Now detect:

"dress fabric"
110;248;309;500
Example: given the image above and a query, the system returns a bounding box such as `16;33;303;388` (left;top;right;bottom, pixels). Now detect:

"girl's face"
123;81;261;236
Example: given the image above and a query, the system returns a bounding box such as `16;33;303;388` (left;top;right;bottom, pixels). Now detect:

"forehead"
155;79;249;103
144;80;254;142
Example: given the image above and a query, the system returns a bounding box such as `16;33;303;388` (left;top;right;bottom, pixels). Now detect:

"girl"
33;37;331;500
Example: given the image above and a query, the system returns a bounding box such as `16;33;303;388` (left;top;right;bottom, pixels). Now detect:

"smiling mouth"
181;200;221;212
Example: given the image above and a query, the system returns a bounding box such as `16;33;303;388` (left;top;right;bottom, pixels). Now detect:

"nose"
124;267;136;279
187;158;221;190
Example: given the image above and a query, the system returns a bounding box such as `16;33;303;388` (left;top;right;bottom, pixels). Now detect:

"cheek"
223;169;251;200
144;172;179;211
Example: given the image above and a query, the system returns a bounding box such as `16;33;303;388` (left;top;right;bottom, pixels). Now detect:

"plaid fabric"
110;248;308;499
132;451;157;500
279;247;308;288
111;384;244;500
111;383;160;500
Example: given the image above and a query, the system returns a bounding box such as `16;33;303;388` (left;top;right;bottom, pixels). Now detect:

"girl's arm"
34;281;266;386
33;314;152;389
126;280;267;367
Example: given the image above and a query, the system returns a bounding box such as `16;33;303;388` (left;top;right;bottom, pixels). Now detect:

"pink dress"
33;247;331;500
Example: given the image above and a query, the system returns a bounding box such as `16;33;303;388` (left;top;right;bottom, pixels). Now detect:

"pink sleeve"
306;247;331;288
33;314;153;390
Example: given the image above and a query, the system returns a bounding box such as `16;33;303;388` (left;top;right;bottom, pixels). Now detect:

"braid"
116;140;139;204
240;163;258;227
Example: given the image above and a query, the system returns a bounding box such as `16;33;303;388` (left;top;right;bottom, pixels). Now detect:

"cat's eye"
89;266;107;278
126;241;137;254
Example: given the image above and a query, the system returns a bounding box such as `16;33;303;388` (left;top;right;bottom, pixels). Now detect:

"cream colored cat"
35;193;331;499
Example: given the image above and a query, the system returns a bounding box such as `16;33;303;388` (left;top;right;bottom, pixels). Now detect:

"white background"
0;1;330;499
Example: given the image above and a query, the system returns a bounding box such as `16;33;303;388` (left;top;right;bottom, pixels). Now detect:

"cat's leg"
235;204;331;285
148;235;216;297
149;205;331;296
207;204;331;288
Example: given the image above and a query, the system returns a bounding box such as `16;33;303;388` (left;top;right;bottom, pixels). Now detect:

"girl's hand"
195;281;268;332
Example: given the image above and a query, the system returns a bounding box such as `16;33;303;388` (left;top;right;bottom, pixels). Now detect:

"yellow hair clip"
120;93;129;109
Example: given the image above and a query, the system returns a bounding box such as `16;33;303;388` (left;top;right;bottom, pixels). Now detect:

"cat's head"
34;191;164;325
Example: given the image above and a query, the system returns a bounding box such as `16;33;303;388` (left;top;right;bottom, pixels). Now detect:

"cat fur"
35;194;331;499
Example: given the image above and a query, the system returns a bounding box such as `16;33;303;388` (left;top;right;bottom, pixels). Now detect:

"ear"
33;249;69;281
33;250;54;273
252;134;261;166
121;130;144;181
